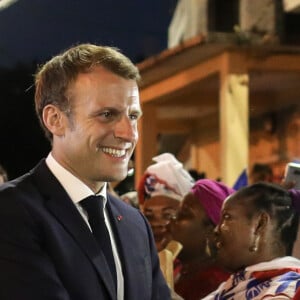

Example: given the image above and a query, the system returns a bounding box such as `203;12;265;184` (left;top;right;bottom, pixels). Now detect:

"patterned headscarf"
138;153;194;205
191;179;235;225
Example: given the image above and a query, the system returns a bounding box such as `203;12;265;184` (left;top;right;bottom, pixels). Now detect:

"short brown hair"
34;43;140;141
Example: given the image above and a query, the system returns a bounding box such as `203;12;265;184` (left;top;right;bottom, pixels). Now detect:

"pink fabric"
191;179;235;225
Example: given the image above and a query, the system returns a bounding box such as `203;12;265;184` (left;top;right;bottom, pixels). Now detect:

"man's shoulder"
0;171;32;196
0;160;47;202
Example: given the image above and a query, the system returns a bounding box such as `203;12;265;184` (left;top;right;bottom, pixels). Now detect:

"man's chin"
104;173;128;183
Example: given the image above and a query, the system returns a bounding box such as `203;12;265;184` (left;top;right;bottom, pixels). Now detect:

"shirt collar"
45;153;107;206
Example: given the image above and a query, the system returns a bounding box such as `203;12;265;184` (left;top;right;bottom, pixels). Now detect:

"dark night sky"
0;0;177;179
0;0;177;67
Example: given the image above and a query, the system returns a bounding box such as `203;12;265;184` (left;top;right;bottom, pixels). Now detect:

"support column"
219;53;249;186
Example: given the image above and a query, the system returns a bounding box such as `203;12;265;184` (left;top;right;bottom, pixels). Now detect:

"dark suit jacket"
0;160;170;300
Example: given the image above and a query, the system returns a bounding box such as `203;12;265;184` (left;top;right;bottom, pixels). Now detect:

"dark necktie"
80;195;117;285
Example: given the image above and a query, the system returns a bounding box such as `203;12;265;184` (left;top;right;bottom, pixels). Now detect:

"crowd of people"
137;155;300;299
0;42;300;300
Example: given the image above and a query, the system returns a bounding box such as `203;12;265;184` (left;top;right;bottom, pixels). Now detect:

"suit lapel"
31;160;116;300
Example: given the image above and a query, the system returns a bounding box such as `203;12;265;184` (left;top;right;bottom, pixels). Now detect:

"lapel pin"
117;215;123;221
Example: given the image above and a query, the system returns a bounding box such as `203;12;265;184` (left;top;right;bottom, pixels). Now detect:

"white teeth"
101;147;126;157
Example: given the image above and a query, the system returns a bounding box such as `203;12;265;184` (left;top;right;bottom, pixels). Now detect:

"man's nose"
114;116;137;141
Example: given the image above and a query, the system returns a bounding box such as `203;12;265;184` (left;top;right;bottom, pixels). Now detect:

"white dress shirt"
46;153;124;300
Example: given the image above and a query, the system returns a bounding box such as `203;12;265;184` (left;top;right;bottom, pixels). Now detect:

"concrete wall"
168;0;278;49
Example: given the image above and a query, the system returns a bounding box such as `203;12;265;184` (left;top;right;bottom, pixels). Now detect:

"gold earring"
205;238;212;257
249;234;260;252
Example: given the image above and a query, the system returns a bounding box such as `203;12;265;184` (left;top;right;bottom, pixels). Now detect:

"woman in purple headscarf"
170;179;235;300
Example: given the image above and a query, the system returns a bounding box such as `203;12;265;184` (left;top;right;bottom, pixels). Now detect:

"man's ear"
42;104;66;137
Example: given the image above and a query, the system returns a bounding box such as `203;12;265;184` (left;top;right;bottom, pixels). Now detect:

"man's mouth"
101;147;127;158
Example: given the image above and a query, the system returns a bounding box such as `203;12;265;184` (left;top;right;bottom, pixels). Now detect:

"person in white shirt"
0;43;170;300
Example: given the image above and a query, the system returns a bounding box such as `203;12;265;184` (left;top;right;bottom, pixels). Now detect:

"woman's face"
214;194;261;272
142;195;180;252
171;192;214;261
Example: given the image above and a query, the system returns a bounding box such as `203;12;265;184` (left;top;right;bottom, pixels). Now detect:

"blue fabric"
233;169;248;190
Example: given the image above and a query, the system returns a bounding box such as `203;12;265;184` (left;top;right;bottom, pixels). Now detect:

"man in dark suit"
0;44;171;300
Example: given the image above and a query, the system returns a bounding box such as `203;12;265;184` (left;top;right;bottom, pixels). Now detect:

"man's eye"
129;113;140;120
101;111;113;118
